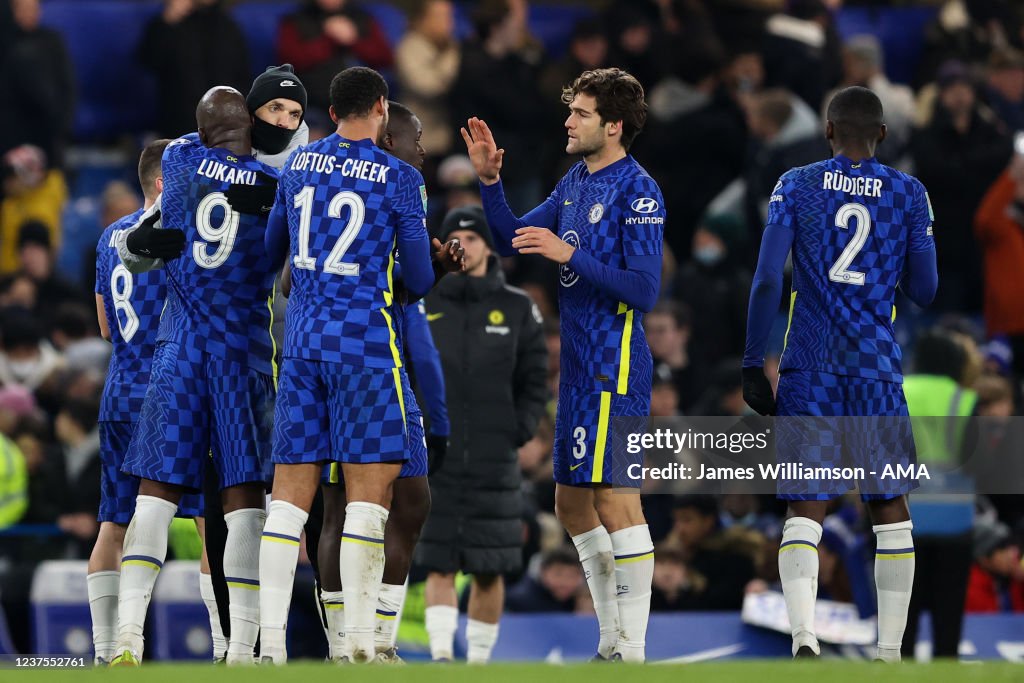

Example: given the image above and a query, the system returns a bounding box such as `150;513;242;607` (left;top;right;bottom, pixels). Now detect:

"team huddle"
90;56;936;666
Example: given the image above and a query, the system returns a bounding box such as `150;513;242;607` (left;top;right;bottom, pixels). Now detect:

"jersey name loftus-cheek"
289;152;391;184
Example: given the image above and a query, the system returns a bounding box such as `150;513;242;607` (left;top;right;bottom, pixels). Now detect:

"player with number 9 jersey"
123;133;279;493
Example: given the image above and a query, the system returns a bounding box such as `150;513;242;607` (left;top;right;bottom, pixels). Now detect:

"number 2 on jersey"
293;186;366;276
828;202;871;286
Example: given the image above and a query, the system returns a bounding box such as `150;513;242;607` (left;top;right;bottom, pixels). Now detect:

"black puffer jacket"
416;257;548;575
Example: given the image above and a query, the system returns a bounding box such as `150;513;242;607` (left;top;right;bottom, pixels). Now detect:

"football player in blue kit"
111;87;279;666
742;86;938;661
463;68;663;662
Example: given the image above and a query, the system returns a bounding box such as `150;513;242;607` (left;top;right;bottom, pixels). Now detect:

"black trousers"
900;533;972;659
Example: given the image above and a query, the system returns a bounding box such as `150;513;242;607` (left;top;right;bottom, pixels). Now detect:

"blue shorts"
123;340;274;492
274;358;409;466
324;405;428;484
553;383;649;488
100;421;203;523
775;370;917;501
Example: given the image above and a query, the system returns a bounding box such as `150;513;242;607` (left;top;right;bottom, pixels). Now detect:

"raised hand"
432;237;466;273
460;117;504;185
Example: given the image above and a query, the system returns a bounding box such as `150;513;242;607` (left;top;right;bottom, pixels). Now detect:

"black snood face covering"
252;116;297;155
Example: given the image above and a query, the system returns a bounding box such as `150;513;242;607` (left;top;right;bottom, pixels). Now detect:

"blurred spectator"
751;88;827;218
668;495;758;610
0;0;75;168
980;336;1013;379
692;358;747;417
17;220;83;329
396;0;460;160
975;374;1014;417
965;519;1024;613
13;413;63;525
0;145;67;275
673;214;752;369
650;365;681;418
451;0;545;213
644;301;704;414
635;31;744;260
760;0;842;110
650;545;700;611
602;0;664;91
974;150;1024;382
0;431;27;528
53;397;100;553
505;546;583;613
51;303;109;375
0;306;63;391
826;35;915;164
902;329;978;660
0;383;35;436
911;60;1012;314
138;0;252;138
984;48;1024;131
277;0;393;116
720;494;781;539
0;272;36;310
916;0;1010;88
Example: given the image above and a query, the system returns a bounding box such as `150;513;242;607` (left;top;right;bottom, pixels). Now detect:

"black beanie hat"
246;64;307;114
440;205;493;249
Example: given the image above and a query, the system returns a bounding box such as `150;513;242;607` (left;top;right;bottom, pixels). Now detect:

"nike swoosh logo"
458;219;474;227
570;462;584;471
563;199;573;206
426;313;444;322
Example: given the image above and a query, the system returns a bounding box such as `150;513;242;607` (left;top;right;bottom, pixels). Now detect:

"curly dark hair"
561;68;647;150
329;66;389;120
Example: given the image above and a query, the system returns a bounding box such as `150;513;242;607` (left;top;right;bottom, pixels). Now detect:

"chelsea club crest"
588;203;604;223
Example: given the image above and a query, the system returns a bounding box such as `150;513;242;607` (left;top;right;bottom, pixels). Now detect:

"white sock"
258;500;307;664
116;495;177;657
198;572;227;660
339;502;388;662
572;526;619;658
466;619;499;664
425;605;458;661
779;516;823;656
874;520;915;662
321;590;345;660
224;507;266;664
609;524;654;662
87;570;119;662
375;583;406;652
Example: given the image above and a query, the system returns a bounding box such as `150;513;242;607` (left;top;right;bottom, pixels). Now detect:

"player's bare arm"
511;226;575;263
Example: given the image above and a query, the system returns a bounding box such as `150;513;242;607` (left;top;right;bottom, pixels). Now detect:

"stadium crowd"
0;0;1023;657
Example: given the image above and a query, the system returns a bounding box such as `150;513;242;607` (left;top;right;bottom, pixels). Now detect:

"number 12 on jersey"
292;186;365;276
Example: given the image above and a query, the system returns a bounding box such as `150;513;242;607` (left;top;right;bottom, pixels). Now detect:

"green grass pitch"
9;661;1024;682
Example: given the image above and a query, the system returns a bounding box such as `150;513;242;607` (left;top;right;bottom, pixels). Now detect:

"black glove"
225;171;278;216
741;366;776;416
125;210;186;260
426;434;448;476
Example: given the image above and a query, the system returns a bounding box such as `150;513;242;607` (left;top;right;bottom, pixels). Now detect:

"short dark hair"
561;68;647;150
386;100;416;126
0;306;41;350
913;329;966;380
471;0;511;42
650;300;691;330
826;86;884;142
53;303;93;340
60;397;100;434
138;139;171;197
539;545;580;570
673;494;719;518
329;67;389;120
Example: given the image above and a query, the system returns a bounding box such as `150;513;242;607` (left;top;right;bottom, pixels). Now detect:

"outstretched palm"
460;117;504;184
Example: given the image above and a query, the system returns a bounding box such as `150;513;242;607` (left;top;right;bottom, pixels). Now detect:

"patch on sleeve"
420;184;428;214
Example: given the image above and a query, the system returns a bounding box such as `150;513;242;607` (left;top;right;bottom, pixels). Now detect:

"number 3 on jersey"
292;186;365;276
572;426;587;459
829;202;870;286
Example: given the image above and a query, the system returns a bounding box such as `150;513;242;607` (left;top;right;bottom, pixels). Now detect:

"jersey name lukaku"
96;209;166;422
157;136;279;375
553;156;664;396
770;155;934;383
276;134;428;367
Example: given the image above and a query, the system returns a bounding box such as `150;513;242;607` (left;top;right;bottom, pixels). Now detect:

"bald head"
196;86;253;154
